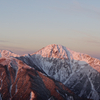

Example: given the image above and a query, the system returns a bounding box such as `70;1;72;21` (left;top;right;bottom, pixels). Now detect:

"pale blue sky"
0;0;100;59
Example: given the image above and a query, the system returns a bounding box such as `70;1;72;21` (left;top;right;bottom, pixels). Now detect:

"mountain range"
0;44;100;100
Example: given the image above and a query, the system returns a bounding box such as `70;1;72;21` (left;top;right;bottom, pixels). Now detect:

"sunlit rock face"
0;44;100;100
0;50;19;58
0;56;80;100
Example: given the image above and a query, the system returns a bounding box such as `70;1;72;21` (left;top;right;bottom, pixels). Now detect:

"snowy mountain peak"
0;50;19;58
33;44;84;61
33;44;100;66
31;44;100;77
34;44;72;59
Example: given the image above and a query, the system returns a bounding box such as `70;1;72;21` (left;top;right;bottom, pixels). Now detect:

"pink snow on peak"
0;50;19;58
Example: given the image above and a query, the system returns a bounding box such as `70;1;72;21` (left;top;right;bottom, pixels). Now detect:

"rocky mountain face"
0;44;100;100
0;51;81;100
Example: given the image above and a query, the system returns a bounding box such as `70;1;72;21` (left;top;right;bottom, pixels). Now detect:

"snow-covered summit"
32;44;99;64
0;50;19;58
33;44;81;59
33;44;70;59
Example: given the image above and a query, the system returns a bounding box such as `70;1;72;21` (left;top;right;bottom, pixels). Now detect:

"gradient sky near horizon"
0;0;100;59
